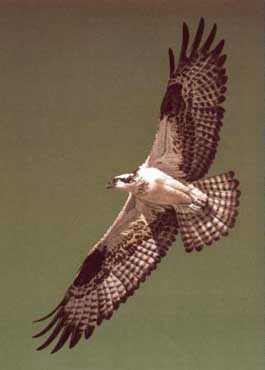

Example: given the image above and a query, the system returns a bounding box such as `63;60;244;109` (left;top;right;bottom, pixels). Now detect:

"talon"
189;185;207;207
189;203;201;212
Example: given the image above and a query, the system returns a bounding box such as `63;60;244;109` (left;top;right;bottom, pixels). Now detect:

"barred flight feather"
34;200;178;353
148;18;228;181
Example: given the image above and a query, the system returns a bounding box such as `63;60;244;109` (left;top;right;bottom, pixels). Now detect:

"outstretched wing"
33;195;178;353
147;18;227;181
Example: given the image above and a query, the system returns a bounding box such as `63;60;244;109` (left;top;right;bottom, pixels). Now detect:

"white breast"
137;166;191;206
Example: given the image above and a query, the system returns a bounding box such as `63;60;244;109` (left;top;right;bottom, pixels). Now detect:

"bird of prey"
34;18;240;353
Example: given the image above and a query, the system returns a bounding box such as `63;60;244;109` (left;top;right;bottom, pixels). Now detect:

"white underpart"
136;166;206;209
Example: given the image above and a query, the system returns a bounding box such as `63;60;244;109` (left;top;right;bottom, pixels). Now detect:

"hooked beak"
106;179;115;189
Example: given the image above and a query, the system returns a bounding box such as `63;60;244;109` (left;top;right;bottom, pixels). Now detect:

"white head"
106;172;138;193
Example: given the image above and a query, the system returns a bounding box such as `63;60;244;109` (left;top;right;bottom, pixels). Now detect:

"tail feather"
194;212;225;245
176;171;240;252
177;211;204;250
207;193;239;208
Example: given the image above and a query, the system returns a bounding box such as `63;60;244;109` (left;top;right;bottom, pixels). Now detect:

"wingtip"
201;22;217;53
191;17;205;56
179;22;190;62
69;328;82;349
36;343;47;352
182;22;189;33
51;326;73;354
168;47;175;76
84;326;95;340
198;17;205;27
33;299;65;323
33;313;60;338
34;318;66;352
50;346;62;355
33;314;52;324
33;332;43;339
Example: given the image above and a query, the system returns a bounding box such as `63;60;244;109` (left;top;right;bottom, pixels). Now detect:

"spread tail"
176;171;240;252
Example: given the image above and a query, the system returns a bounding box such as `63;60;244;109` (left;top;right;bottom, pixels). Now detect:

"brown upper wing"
147;18;227;181
33;195;178;353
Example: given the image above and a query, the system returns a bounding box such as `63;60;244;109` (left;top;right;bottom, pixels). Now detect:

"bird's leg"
188;184;207;208
162;176;190;193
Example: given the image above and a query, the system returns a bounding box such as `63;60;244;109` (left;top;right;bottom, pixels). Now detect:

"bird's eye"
127;176;134;183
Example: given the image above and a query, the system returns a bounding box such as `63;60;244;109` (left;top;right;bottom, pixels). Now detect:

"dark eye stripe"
121;176;134;183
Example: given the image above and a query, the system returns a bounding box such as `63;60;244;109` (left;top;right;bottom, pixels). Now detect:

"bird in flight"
34;18;240;353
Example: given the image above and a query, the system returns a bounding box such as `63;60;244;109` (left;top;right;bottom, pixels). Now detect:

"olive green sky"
0;2;264;370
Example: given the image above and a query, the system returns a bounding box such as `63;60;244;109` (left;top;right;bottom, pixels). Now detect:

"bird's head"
106;172;137;192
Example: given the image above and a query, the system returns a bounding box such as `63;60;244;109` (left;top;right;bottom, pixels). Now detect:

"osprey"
34;18;240;353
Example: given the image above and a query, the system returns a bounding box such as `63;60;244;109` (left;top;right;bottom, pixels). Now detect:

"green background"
0;2;264;369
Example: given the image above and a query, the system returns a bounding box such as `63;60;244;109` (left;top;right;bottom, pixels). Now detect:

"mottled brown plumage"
34;197;178;353
34;19;240;353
